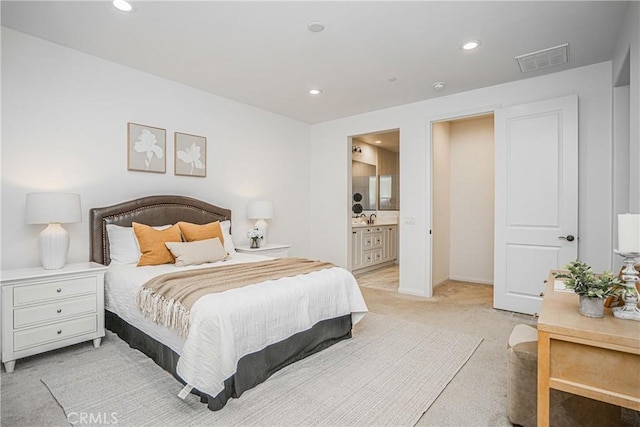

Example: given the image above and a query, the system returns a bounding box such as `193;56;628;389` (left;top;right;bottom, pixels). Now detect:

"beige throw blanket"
136;257;335;336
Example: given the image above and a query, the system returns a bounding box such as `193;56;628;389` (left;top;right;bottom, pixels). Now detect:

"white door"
494;95;578;314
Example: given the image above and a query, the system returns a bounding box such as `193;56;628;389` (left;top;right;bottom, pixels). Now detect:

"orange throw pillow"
133;222;182;266
178;221;225;245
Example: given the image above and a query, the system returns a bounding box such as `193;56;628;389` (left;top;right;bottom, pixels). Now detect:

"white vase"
579;296;605;318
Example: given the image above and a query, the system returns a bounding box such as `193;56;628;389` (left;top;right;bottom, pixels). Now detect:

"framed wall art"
174;132;206;177
127;123;166;173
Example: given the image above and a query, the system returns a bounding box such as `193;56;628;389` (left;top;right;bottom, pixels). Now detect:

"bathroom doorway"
349;129;400;292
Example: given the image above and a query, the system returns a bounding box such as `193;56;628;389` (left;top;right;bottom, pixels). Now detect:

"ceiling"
353;130;400;153
1;1;630;124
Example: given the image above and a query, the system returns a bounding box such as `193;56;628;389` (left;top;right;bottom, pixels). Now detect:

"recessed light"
307;21;325;33
374;140;382;144
309;89;323;95
113;0;133;12
460;39;482;51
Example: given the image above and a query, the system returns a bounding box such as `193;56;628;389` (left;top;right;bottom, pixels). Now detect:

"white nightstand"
1;262;108;373
235;243;291;258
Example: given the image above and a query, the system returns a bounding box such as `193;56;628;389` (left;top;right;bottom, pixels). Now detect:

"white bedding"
104;252;368;398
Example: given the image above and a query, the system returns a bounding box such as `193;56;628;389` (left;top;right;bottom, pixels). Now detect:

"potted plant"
554;260;623;318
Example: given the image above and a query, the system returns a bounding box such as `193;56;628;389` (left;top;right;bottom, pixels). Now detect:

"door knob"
558;235;575;242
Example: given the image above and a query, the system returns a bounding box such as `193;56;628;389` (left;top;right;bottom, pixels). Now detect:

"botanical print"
175;132;206;177
127;123;166;173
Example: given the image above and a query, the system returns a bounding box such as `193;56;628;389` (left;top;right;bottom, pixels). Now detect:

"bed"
89;195;367;410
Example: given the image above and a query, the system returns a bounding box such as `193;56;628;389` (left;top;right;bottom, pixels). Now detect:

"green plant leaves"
554;260;623;298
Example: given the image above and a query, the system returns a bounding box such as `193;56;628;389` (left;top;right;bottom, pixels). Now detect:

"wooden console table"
537;272;640;426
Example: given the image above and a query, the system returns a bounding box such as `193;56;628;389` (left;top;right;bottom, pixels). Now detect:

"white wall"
310;62;614;297
431;122;450;286
1;28;312;270
449;116;494;284
612;1;640;213
613;86;630;272
611;1;639;271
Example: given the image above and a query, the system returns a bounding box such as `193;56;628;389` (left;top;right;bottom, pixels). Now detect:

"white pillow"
106;224;140;264
106;223;170;264
165;238;227;267
219;220;236;254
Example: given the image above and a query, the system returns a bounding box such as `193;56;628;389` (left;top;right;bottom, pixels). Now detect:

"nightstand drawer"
235;244;291;258
14;295;97;328
13;276;96;306
14;315;97;351
262;249;289;258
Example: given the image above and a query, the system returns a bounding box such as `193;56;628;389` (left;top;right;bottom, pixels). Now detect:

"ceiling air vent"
515;43;569;73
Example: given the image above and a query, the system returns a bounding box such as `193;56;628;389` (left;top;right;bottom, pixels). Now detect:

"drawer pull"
57;330;62;334
57;309;62;313
56;288;62;293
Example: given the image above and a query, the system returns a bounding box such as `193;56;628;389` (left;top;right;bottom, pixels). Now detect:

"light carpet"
42;313;482;426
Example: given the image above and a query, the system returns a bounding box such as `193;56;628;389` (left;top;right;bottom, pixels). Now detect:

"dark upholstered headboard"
90;195;232;265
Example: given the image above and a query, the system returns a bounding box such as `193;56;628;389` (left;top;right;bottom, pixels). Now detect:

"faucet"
369;213;377;225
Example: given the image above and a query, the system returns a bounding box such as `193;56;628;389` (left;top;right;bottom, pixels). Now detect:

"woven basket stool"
507;324;621;426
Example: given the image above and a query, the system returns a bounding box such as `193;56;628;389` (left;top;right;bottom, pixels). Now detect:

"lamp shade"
247;200;274;220
26;193;82;224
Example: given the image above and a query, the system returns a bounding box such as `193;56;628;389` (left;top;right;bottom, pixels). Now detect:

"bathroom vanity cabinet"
352;224;397;272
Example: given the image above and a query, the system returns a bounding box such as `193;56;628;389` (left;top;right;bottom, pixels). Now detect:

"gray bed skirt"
105;310;353;411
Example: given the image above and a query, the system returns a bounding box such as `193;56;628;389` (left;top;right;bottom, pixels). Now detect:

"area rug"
42;313;482;426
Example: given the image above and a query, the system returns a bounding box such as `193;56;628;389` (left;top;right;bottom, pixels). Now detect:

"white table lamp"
247;200;273;246
26;193;81;269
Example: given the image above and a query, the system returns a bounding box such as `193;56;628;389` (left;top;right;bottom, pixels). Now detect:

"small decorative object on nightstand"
247;200;273;246
235;243;291;258
1;262;108;373
246;227;263;249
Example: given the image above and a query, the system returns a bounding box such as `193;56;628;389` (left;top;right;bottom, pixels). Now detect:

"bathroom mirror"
352;160;377;211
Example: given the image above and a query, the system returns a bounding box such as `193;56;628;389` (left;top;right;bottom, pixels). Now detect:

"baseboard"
398;287;430;297
449;275;493;285
433;276;449;287
352;260;396;275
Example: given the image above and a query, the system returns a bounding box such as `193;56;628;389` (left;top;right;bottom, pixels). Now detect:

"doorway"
431;114;495;291
349;129;400;291
429;96;578;315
